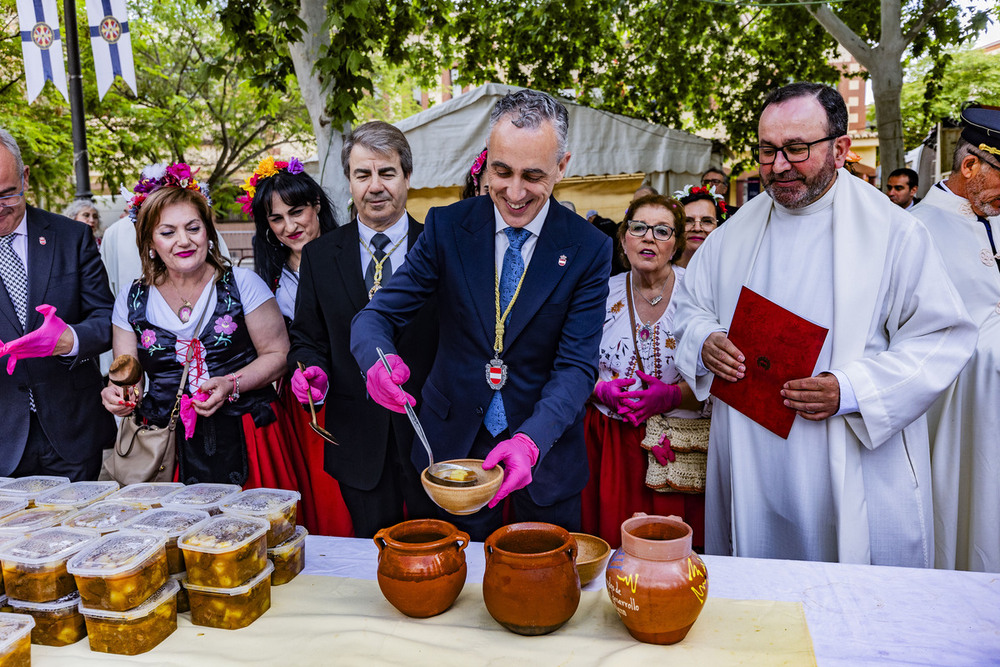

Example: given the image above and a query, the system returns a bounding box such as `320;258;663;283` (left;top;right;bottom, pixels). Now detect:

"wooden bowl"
570;532;612;586
421;460;503;515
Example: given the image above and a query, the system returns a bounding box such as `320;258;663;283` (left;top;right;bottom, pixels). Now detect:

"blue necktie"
484;227;531;436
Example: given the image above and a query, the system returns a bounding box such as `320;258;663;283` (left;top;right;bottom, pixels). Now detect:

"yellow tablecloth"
34;575;815;665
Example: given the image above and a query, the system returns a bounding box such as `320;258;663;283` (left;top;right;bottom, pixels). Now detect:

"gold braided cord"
360;236;406;287
979;143;1000;157
494;269;528;357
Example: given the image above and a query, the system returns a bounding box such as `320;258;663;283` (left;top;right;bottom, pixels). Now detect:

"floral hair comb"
470;148;488;188
673;184;728;218
237;156;306;214
121;162;209;223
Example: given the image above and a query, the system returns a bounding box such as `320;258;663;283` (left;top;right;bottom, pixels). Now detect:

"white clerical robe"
674;169;977;566
912;183;1000;572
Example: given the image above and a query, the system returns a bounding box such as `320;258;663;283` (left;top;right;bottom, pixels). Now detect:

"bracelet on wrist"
227;373;242;403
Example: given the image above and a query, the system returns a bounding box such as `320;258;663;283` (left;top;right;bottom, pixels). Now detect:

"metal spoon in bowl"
296;362;339;446
375;347;478;487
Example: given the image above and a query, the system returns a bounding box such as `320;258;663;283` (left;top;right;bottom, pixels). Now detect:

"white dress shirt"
492;199;550;272
357;212;409;278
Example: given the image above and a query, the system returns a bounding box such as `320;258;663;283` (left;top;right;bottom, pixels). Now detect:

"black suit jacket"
288;216;438;491
0;207;116;474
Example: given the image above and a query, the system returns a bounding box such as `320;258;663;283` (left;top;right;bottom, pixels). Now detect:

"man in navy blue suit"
0;128;115;480
351;90;612;539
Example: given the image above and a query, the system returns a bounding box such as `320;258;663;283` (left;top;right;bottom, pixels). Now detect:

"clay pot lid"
620;513;692;561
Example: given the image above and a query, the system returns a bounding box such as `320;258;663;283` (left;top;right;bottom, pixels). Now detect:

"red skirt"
242;388;353;537
581;405;704;549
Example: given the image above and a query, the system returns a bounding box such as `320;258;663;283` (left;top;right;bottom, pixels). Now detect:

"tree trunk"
867;60;906;183
289;0;352;223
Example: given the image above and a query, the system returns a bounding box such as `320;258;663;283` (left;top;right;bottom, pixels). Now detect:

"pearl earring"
148;250;155;259
209;240;215;250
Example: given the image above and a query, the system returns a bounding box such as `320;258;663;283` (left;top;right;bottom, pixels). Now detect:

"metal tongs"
296;362;338;445
375;347;477;487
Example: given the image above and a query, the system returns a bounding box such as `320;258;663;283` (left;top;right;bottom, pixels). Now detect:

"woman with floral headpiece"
674;185;728;269
239;156;353;536
460;148;488;199
101;166;298;488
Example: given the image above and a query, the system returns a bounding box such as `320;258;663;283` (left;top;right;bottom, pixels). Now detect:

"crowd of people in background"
0;82;997;573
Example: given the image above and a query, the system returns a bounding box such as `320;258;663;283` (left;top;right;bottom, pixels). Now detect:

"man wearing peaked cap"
911;103;1000;572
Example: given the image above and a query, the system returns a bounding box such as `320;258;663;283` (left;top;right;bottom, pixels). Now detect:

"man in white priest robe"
673;82;977;567
911;104;1000;572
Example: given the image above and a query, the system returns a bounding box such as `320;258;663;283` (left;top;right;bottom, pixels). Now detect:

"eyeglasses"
0;188;25;210
752;135;839;165
685;217;718;230
702;178;724;187
627;220;675;241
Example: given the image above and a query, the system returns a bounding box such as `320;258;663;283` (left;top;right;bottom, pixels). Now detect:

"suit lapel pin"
558;254;567;267
38;237;46;245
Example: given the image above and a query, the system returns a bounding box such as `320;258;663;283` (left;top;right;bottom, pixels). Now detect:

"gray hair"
341;120;413;178
63;199;99;221
488;90;569;162
0;128;25;177
952;138;998;173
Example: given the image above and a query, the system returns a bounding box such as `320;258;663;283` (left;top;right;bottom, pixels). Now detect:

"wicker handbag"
642;415;711;494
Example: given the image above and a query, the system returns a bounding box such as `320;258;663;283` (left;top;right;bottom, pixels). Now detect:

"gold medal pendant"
485;357;508;390
368;282;381;300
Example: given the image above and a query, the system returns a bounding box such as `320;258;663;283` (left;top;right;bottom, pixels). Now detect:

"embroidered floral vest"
127;269;277;427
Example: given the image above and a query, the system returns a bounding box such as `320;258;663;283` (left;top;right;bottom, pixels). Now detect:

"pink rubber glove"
365;354;415;414
291;366;328;404
593;378;636;413
620;370;682;426
482;433;540;509
179;390;209;440
0;305;69;374
651;433;675;465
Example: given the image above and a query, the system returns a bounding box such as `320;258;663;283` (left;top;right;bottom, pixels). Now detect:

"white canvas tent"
394;83;714;220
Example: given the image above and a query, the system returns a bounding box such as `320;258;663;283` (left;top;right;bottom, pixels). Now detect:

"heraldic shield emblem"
485;358;508;391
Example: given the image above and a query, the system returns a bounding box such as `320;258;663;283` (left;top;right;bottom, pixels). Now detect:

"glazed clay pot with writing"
606;513;708;644
483;522;581;636
374;519;470;618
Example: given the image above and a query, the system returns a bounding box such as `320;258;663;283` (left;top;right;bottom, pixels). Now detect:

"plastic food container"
268;525;307;586
0;527;96;603
0;509;69;538
67;531;169;612
79;579;178;655
35;481;120;512
105;483;184;508
178;515;268;588
185;561;273;630
221;488;300;547
170;573;188;613
61;501;148;536
161;483;241;516
8;591;86;646
0;612;33;666
0;500;27;523
122;508;210;575
0;476;70;508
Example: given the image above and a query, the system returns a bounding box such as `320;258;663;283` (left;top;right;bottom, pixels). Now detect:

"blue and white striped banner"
15;0;68;103
86;0;136;99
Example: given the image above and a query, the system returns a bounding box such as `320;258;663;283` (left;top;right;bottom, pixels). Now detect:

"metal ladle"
375;347;478;487
296;362;339;446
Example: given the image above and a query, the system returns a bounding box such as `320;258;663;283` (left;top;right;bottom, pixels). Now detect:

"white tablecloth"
303;536;1000;667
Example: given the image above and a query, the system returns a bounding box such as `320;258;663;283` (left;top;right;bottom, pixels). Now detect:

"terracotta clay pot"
374;519;470;618
483;522;580;636
606;513;708;644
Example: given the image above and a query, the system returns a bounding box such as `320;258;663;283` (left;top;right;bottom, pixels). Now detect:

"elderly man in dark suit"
351;90;613;540
289;121;438;538
0;128;115;480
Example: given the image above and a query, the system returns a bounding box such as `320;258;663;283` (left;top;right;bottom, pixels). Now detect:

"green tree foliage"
900;47;1000;149
0;0;311;212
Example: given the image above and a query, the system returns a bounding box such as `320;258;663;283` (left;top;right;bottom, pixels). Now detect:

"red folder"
710;286;828;439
